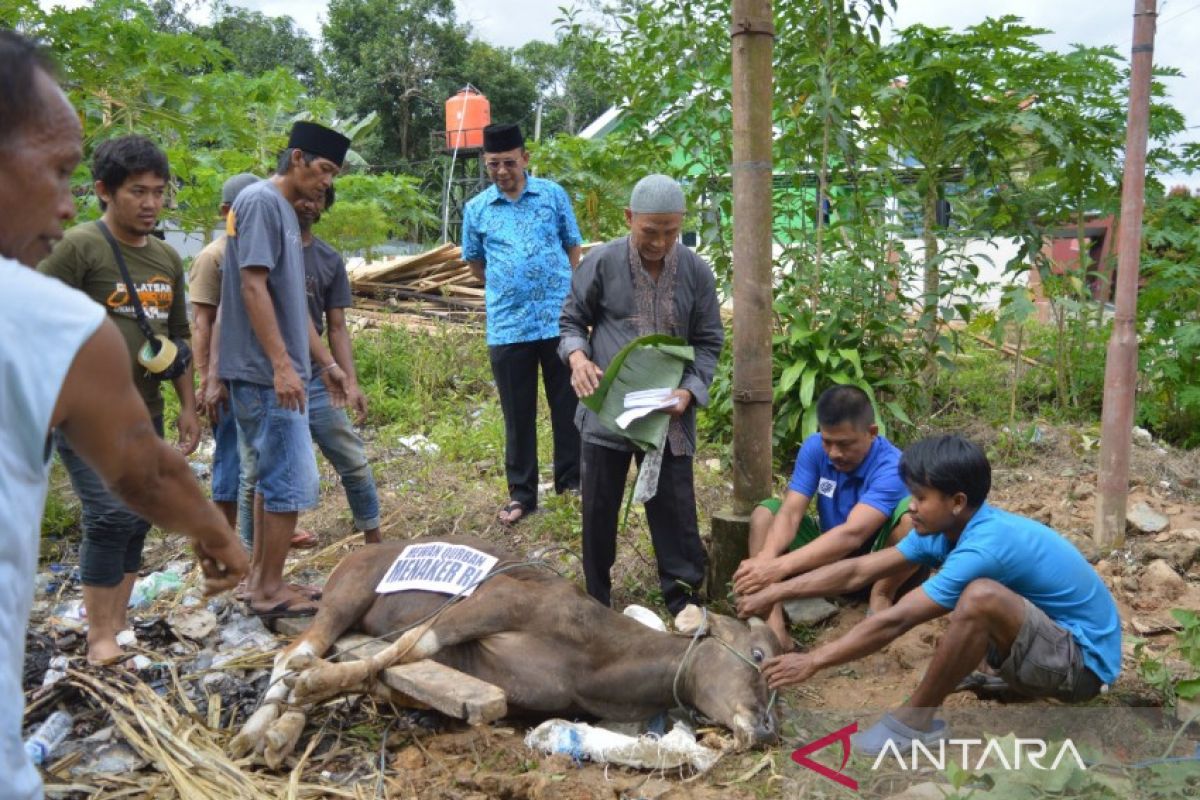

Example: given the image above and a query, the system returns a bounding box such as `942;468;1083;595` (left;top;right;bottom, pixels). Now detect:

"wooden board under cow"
231;535;783;769
375;542;498;596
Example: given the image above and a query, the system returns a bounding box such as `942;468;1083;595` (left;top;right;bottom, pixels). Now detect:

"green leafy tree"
868;17;1056;374
530;135;669;242
323;0;468;164
197;2;323;89
320;172;439;256
1137;187;1200;445
4;0;328;235
515;14;617;137
453;40;538;134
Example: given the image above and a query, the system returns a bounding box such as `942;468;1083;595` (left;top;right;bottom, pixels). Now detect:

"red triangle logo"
791;722;859;790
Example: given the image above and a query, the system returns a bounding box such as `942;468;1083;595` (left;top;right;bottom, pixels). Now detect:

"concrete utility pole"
1094;0;1157;548
709;0;774;598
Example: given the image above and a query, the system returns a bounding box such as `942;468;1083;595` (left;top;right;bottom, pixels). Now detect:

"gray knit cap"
629;174;685;214
221;173;259;204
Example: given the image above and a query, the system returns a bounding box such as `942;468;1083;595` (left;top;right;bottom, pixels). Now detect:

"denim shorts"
210;410;241;502
228;379;319;513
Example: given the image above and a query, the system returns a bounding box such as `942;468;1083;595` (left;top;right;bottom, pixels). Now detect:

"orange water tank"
444;88;490;151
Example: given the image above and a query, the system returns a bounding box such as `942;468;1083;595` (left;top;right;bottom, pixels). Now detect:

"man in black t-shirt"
300;187;382;543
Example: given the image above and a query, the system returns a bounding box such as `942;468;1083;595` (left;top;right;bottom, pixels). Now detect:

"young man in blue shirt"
462;123;583;525
734;386;916;649
737;435;1121;756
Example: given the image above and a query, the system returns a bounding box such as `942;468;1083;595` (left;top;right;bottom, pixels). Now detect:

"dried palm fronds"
63;669;356;799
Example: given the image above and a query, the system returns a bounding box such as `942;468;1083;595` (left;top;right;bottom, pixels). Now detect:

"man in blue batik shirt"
463;122;583;525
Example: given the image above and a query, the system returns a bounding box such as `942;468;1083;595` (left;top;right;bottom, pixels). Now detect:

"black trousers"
488;337;581;510
580;441;708;616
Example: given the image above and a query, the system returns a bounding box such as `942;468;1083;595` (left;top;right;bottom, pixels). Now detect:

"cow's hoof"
231;702;281;757
264;710;307;769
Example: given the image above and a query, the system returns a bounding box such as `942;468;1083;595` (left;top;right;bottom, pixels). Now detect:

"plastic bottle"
128;570;184;608
23;711;72;766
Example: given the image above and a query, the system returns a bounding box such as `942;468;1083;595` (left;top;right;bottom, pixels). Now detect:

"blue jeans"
228;380;319;515
210;410;241;503
231;377;380;546
307;375;380;531
56;415;164;586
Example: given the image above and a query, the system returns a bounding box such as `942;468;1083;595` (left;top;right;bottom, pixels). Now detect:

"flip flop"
235;582;322;602
86;653;134;668
498;500;529;525
955;671;1011;693
290;528;320;549
246;596;320;620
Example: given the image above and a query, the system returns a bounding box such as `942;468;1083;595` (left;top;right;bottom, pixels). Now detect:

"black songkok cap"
287;121;351;166
482;123;524;153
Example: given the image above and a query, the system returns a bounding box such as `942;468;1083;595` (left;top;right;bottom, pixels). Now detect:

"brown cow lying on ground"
231;535;782;767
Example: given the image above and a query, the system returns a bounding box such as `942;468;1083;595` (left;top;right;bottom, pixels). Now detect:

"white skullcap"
629;174;685;214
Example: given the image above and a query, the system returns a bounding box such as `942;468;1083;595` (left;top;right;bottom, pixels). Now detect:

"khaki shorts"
987;599;1102;702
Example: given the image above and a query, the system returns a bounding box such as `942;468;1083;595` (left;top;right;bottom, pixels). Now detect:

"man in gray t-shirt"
217;120;350;618
220;179;310;385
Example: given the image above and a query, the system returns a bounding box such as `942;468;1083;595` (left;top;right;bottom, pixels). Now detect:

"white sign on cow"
375;542;499;596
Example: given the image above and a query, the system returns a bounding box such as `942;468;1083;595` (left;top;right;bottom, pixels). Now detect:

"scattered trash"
24;710;72;766
49;600;86;632
1132;426;1153;446
68;740;147;778
525;718;721;772
623;605;667;632
129;570;184;608
201;671;235;695
219;611;277;652
115;629;138;648
397;434;440;455
167;608;217;641
41;656;69;689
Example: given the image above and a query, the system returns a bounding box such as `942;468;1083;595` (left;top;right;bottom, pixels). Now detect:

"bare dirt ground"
26;412;1200;798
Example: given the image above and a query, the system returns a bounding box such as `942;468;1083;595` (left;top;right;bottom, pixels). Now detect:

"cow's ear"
674;604;709;636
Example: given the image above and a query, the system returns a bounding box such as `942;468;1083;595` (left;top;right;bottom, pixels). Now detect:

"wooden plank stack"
348;241;601;320
347;243;485;313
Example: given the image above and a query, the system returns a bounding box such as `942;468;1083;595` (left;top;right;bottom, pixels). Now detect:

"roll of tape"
138;335;177;373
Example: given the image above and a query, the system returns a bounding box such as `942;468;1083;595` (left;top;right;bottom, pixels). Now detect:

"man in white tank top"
0;32;248;800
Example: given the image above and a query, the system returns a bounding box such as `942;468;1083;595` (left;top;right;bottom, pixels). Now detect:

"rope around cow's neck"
671;606;779;729
262;555;778;729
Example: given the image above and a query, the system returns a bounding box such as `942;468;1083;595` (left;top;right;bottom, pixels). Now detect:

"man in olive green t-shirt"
38;134;197;665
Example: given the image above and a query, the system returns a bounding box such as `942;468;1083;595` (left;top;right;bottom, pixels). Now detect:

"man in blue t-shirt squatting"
734;385;918;651
737;434;1121;757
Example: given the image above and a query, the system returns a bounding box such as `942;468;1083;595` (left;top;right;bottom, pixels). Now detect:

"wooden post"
711;0;774;599
1094;0;1157;548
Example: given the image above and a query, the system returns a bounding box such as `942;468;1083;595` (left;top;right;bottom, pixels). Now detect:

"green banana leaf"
581;334;694;450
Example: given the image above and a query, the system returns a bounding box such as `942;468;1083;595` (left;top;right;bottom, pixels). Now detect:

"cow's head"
673;605;782;749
